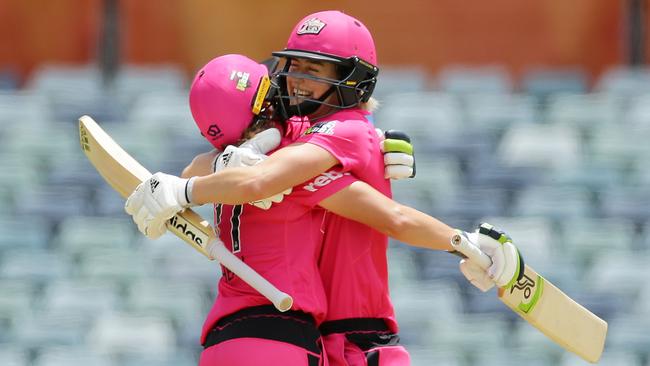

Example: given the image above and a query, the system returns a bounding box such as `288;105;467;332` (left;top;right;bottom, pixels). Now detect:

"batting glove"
125;172;196;239
376;128;416;179
456;223;525;292
212;128;291;210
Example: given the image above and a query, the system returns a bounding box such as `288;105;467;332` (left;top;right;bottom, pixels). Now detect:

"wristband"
185;176;197;206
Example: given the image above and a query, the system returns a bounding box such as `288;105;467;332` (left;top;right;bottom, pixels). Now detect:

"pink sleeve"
288;168;359;208
295;120;374;172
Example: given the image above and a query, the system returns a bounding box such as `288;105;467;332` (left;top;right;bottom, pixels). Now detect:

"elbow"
242;180;267;201
380;206;411;240
236;174;275;202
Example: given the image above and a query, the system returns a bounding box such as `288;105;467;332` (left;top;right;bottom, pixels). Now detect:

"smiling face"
285;58;339;117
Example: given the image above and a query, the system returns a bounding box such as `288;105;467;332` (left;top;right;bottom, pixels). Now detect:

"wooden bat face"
79;115;213;257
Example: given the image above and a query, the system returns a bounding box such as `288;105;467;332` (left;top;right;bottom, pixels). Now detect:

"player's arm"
181;149;220;178
318;182;523;292
318;181;456;251
191;141;338;205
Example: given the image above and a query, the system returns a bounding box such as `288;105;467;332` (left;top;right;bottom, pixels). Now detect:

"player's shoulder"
304;109;373;137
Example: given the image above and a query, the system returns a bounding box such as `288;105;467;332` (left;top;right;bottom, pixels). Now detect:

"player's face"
286;58;338;108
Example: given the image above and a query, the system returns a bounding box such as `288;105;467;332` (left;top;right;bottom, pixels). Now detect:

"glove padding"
124;172;194;239
212;128;291;210
457;223;524;292
376;128;416;179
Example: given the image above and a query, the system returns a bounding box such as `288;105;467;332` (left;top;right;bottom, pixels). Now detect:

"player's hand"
213;128;291;210
376;128;415;179
124;172;196;239
457;223;524;291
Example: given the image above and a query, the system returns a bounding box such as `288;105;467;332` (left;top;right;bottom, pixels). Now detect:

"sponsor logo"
219;151;232;167
79;125;90;152
304;121;337;135
203;123;224;142
169;215;206;248
303;170;350;192
230;70;250;91
252;75;271;115
149;178;160;193
297;17;326;35
509;273;544;314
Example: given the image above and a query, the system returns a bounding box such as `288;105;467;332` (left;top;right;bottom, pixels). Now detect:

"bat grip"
450;234;492;270
208;240;294;312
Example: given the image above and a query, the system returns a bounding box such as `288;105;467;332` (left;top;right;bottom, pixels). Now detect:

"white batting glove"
456;223;524;291
124;172;196;239
212;128;291;210
376;128;415;179
457;231;495;292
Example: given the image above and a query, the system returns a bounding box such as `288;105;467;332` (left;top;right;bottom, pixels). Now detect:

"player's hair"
236;119;277;147
361;97;380;112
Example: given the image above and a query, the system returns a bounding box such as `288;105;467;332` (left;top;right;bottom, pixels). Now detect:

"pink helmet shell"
189;54;270;149
277;10;377;67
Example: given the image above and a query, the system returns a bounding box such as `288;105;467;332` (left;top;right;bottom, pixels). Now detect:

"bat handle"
450;234;492;270
208;240;294;312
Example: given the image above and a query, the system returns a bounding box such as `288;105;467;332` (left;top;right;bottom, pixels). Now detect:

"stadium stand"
0;63;645;365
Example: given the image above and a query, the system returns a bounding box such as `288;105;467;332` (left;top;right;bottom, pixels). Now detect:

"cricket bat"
450;234;607;363
78;115;293;312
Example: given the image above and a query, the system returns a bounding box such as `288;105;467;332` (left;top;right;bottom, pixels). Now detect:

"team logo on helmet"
202;123;224;141
230;70;251;91
297;17;326;35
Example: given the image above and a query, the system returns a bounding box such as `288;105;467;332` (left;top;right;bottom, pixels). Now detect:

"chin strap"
286;86;337;117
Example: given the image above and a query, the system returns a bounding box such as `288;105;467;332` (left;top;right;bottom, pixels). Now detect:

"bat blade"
79;115;213;256
498;266;607;363
78;115;293;312
451;234;607;363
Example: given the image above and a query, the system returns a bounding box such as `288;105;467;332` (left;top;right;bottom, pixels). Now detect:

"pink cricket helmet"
275;10;377;66
272;10;380;117
189;54;273;149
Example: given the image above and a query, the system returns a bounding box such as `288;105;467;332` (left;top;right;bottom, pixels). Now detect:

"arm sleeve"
295;120;375;172
289;169;359;208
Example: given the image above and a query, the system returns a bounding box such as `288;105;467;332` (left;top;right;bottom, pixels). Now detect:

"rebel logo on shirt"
303;169;350;192
304;121;337;135
297;17;326;35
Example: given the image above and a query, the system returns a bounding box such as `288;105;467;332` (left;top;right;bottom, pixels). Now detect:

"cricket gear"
454;223;524;291
272;10;379;118
81;115;293;311
201;306;324;366
376;128;416;179
190;54;277;150
450;226;607;363
212;128;291;210
125;172;195;240
459;256;495;292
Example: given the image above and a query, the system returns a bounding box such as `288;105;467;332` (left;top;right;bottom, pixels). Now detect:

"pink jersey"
200;121;356;344
295;109;398;332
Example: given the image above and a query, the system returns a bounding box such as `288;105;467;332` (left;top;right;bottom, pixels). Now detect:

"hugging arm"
318;181;456;251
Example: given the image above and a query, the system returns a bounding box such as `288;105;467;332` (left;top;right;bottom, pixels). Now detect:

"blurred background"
1;0;649;365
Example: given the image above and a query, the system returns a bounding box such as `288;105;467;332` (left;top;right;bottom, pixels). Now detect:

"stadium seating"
0;64;645;366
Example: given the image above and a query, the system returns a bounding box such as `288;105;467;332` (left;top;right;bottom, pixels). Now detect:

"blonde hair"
360;97;380;113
